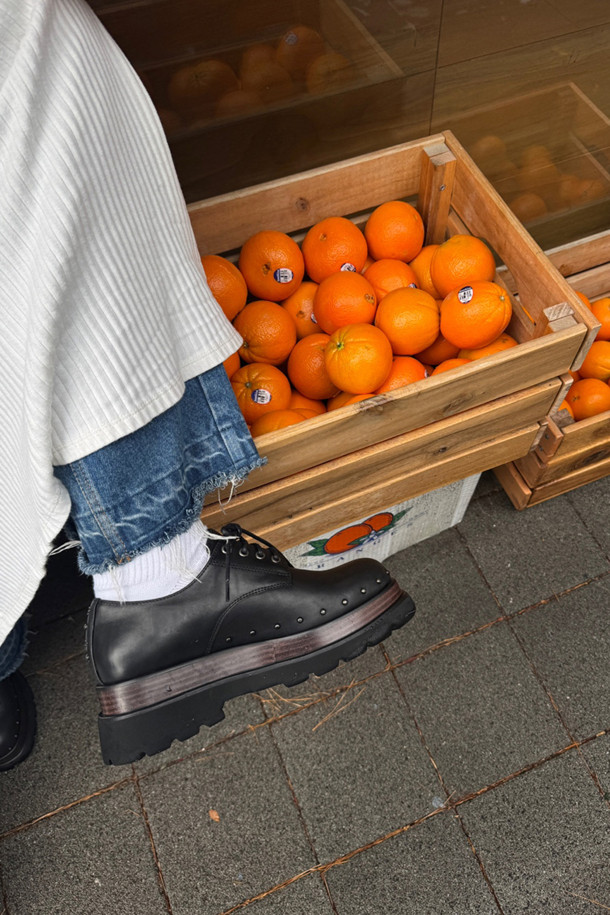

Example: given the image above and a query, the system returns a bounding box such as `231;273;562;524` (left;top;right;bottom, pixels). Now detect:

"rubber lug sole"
97;588;415;766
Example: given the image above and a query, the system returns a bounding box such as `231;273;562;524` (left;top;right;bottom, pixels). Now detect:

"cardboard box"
192;131;598;549
495;229;610;508
284;474;481;569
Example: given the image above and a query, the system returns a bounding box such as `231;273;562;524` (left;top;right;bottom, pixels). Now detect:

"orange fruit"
374;287;439;355
275;26;326;80
430;234;496;297
408;245;441;298
557;399;574;419
591;297;610;341
201;254;248;321
239;43;276;77
281;281;320;338
215;88;264;118
566;378;610;419
250;409;306;437
363;259;418;301
168;59;239;118
441;281;512;350
579;340;610;380
364;200;424;263
238;230;304;301
508;193;547;221
432;358;471;375
313;272;377;335
458;332;518;360
240;59;295;105
233;300;297;365
570;369;582;383
301;216;368;282
222;351;241;379
306;52;357;93
327;391;371;411
574;290;591;308
231;363;292;425
287;333;340;400
375;356;427;393
325;323;393;394
417;332;460;365
289;391;327;414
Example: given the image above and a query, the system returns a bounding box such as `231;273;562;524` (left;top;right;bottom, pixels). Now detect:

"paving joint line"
386;651;506;914
133;772;174;914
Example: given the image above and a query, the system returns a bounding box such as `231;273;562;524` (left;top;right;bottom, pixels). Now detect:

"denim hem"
76;454;267;575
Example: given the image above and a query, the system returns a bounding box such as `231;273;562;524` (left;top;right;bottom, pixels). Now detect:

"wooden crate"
443;83;610;251
188;131;598;549
495;230;610;508
95;0;416;202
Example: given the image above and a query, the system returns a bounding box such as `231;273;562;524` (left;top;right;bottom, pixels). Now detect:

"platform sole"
97;581;415;766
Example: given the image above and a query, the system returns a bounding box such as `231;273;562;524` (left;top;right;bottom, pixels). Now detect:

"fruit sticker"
274;268;294;284
303;510;408;556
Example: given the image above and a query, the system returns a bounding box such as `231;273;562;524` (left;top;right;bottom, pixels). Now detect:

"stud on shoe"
0;671;37;772
87;524;415;766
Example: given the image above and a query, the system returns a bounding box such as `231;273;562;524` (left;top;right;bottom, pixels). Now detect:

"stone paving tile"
138;727;316;915
0;783;167;915
473;470;503;499
512;579;610;739
20;607;87;676
394;622;567;798
0;656;132;835
568;476;610;559
580;733;610;800
458;751;610;914
326;810;499;915
243;874;335;914
457;489;609;612
271;670;440;863
384;527;502;662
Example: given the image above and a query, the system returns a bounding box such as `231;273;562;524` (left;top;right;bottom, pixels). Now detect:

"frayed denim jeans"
0;364;264;677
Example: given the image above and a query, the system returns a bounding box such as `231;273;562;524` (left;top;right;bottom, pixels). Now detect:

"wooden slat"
203;425;539;548
443;131;599;366
545;229;610;278
518;452;610;507
207;336;578;499
493;462;533;511
565;263;610;301
187;137;444;254
203;381;557;525
418;142;457;245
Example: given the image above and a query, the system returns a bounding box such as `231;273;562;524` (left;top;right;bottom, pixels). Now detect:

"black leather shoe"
87;524;415;765
0;671;37;771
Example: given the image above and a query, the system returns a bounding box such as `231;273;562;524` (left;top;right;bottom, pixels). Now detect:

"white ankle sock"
92;520;210;603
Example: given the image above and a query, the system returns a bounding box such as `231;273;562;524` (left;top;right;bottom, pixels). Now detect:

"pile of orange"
201;200;523;437
563;293;610;421
163;25;359;130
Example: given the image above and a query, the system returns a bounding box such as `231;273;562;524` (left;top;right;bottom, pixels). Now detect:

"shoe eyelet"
239;546;249;557
221;544;228;555
271;553;281;563
255;549;265;560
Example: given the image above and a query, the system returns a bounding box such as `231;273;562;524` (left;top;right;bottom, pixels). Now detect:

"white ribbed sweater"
0;0;242;643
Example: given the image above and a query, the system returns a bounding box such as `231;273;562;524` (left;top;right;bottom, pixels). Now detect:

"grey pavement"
1;472;609;914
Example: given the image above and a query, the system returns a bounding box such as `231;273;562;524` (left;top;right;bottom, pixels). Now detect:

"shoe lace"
207;523;285;601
